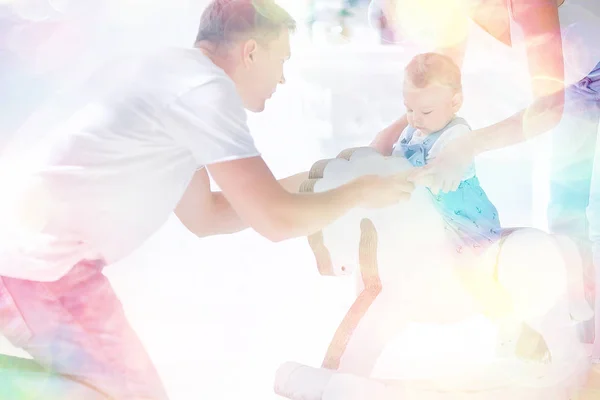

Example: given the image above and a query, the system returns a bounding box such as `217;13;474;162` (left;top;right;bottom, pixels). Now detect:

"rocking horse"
274;147;592;400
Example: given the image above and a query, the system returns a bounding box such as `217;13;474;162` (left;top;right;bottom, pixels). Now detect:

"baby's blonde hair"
404;52;462;92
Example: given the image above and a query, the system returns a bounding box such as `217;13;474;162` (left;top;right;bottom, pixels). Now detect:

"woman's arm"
411;1;566;192
472;0;565;153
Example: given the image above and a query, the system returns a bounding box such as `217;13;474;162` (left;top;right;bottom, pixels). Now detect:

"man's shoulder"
153;48;236;97
154;47;226;79
95;47;234;109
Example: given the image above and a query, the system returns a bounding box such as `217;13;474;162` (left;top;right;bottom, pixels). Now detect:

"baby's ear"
452;91;464;113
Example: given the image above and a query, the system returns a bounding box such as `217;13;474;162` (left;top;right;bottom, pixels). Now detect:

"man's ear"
242;39;258;68
452;91;463;113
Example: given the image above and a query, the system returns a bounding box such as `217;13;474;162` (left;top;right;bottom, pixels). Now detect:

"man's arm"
279;171;310;193
175;169;310;237
204;155;412;242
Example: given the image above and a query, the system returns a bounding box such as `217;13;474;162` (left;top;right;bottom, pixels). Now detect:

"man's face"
403;81;462;135
236;29;291;112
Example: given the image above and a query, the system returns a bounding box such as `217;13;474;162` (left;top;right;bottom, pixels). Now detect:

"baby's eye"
406;108;413;113
423;111;432;115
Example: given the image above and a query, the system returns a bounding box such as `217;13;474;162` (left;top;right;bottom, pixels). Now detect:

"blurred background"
0;0;556;398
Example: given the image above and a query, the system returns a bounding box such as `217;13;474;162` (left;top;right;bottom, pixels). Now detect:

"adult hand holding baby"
409;129;478;195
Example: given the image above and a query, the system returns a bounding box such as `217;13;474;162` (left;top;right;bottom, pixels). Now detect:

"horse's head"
300;147;453;290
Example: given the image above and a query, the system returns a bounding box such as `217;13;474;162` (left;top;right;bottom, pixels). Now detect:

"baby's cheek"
433;114;453;130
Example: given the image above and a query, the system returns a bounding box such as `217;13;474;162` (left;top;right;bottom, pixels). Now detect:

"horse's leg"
451;239;524;359
336;267;484;378
520;235;588;369
336;290;409;377
521;297;590;387
494;229;577;363
324;218;410;377
553;234;594;322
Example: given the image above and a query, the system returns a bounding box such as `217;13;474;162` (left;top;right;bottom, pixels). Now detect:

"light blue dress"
394;118;502;254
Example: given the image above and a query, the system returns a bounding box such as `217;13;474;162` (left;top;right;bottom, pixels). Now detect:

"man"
0;1;414;398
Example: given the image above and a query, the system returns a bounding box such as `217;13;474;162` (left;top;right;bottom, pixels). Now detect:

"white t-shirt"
0;48;260;281
392;123;476;180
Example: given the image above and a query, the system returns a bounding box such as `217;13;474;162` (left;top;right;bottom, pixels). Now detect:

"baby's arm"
370;115;408;156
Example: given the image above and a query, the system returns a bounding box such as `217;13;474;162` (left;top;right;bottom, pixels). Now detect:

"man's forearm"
206;192;248;236
279;171;310;192
206;155;410;244
206;171;310;236
271;177;366;241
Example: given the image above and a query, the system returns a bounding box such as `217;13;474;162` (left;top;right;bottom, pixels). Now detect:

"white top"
510;0;600;85
392;123;476;179
0;48;260;281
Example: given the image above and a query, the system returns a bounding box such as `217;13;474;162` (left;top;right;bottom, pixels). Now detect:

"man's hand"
356;171;415;209
409;132;476;195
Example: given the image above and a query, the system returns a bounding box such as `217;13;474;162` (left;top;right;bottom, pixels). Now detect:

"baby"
392;52;501;256
388;53;592;359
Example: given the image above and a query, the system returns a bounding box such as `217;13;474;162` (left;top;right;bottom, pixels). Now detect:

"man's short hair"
404;53;462;92
196;0;296;45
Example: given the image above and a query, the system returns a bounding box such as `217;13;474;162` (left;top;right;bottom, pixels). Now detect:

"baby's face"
403;81;462;135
